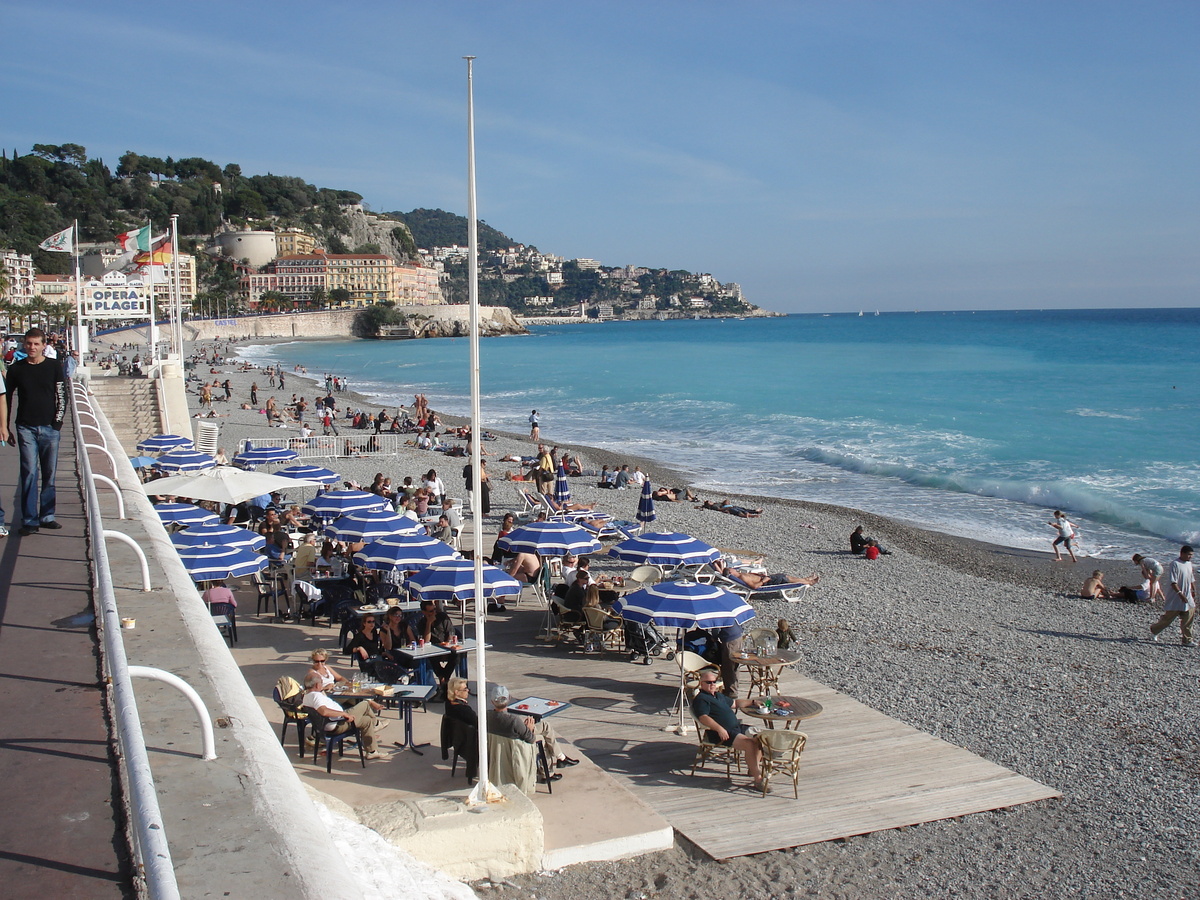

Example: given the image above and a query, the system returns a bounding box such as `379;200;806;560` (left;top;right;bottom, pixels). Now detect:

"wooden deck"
483;601;1061;860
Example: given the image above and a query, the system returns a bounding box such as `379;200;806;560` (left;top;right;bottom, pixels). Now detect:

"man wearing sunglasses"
691;671;765;791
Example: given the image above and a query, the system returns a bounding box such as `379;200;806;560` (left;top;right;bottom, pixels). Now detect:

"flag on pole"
39;226;74;253
132;233;172;266
115;225;153;252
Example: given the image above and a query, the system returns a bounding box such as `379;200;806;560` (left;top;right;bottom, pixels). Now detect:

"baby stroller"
625;619;675;666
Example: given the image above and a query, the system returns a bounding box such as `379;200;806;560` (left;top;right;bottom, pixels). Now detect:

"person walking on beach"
1132;554;1166;602
528;410;540;441
1048;510;1078;562
1149;545;1194;646
6;328;67;535
250;382;258;407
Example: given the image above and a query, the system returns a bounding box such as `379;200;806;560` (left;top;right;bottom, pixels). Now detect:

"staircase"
87;376;163;452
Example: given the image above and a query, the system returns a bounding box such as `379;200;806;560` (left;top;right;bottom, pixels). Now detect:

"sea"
237;308;1200;561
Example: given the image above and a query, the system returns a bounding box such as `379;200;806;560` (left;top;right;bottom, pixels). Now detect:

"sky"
3;0;1197;314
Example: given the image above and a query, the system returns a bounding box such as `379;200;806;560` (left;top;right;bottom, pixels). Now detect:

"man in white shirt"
301;671;385;758
1150;545;1195;646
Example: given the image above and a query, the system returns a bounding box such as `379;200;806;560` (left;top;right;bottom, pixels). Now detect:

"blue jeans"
16;424;60;527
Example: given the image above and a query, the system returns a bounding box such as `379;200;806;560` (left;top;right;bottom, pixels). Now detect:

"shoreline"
178;335;1197;899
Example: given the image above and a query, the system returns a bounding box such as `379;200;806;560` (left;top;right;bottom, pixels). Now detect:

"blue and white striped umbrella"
636;479;657;530
154;503;220;526
326;509;419;542
155;450;217;473
302;489;388;518
137;433;193;453
613;580;755;630
355;533;458;572
171;523;266;552
175;544;269;582
609;531;720;567
276;464;341;484
408;559;522;603
497;520;601;556
233;446;298;467
554;465;571;505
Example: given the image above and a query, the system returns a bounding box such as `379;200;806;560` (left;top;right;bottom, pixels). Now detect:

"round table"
733;649;802;697
740;695;823;730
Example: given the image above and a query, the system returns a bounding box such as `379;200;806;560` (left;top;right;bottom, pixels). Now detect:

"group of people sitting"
1080;553;1167;603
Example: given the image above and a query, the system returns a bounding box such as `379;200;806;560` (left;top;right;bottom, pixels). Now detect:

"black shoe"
40;521;63;530
18;526;38;536
555;757;580;768
537;772;563;784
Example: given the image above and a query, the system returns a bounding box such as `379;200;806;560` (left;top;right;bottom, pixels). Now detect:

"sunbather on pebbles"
712;559;819;588
652;487;698;502
699;498;763;518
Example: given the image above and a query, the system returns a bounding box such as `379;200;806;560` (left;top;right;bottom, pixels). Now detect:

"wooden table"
733;649;803;697
740;695;823;730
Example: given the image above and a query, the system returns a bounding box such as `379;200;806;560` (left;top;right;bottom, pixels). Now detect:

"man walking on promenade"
1150;545;1194;646
0;377;9;537
6;328;67;535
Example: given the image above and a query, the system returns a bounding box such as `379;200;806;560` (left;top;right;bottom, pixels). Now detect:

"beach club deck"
241;594;1060;864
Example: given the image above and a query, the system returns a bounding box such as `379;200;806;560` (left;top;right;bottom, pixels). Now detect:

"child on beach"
1049;511;1078;562
776;619;797;650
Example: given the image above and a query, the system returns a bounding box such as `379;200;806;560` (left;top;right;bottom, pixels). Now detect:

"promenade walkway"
0;420;132;896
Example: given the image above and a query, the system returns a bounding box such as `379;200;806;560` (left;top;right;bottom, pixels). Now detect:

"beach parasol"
149;467;320;506
154;503;220;526
154;450;217;473
325;509;418;543
636;479;656;532
496;520;601;557
137;433;193;453
609;531;721;568
407;559;522;605
129;456;158;469
276;464;341;485
171;523;266;552
554;465;571;505
302;489;389;519
233;446;298;467
175;543;269;582
614;580;755;733
354;533;459;572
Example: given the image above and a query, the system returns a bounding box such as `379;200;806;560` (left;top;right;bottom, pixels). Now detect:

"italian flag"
115;225;152;252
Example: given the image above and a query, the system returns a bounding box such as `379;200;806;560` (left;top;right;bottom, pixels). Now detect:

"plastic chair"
209;601;237;644
757;730;808;798
271;679;309;758
582;605;625;652
308;710;366;774
630;565;662;586
677;650;718;693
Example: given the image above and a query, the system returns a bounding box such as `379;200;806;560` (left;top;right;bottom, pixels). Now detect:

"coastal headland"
168;330;1199;899
176;305;526;342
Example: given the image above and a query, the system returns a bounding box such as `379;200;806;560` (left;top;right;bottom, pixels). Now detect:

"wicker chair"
757;730;808;798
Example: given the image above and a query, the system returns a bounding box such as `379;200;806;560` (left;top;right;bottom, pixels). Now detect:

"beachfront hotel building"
243;252;443;308
1;249;36;304
274;228;318;257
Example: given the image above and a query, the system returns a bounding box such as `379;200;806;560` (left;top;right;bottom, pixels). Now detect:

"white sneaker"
365;750;384;760
0;526;8;537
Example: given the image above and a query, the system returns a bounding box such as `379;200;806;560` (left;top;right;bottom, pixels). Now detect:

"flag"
115;225;152;252
39;226;74;253
132;233;173;267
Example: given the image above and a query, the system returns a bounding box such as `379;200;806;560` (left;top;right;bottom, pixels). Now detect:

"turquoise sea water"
240;308;1200;560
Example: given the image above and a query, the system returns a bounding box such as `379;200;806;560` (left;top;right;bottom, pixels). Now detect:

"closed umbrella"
497;520;601;557
636;479;656;532
234;446;299;467
609;531;720;568
554;465;571;505
276;464;341;484
155;503;220;526
171;523;266;552
408;559;521;604
355;533;458;572
137;433;193;453
302;489;389;519
175;544;269;582
325;509;418;543
155;450;217;473
149;467;320;506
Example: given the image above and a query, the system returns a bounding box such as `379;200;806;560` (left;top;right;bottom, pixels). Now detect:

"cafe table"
328;682;435;754
739;695;823;730
733;648;803;697
506;696;572;792
394;638;491;686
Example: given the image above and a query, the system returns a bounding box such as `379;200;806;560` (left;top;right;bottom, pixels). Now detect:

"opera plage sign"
83;278;151;319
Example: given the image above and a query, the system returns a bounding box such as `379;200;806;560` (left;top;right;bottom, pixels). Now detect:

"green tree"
329;288;352;306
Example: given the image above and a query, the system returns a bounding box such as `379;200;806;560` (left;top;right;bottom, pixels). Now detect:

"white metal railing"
236;430;445;463
72;380;183;900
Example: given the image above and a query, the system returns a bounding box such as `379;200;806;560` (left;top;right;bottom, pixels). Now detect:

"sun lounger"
713;570;812;604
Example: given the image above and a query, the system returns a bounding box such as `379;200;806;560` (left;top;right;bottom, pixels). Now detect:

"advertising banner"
83;283;151;319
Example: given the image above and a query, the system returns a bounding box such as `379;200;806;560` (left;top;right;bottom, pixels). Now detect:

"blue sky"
3;1;1197;313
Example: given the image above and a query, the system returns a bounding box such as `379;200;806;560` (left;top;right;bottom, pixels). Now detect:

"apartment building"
275;228;318;257
1;249;36;304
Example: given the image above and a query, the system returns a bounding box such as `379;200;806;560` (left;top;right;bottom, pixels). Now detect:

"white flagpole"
464;55;498;807
73;220;88;354
146;219;157;364
170;215;182;357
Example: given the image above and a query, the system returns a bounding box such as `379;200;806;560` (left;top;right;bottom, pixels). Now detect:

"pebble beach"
178;336;1198;899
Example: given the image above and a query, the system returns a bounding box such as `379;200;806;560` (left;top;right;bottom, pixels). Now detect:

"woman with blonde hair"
307;648;349;690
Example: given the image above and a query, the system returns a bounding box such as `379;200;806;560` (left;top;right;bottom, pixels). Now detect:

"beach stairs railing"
88;377;162;449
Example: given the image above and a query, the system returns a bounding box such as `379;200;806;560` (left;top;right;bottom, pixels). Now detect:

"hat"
487;683;510;706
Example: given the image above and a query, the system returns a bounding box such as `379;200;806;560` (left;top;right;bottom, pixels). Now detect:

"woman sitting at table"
442;675;479;782
281;504;309;531
379;607;410;658
583;586;621;630
345;614;383;673
202;579;236;609
489;513;517;566
317;540;340;575
307;648;350;690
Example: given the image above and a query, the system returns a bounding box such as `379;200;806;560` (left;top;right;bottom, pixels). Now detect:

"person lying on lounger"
652;487;698;502
711;559;819;588
699;499;763;518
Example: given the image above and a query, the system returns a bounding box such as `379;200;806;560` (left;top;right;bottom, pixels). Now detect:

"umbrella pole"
664;627;692;734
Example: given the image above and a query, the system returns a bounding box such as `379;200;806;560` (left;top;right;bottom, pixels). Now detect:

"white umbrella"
148;466;320;506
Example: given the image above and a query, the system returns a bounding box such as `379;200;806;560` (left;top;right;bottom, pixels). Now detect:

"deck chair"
582;605;625;652
757;730;808;798
513;487;546;518
272;676;310;758
714;570;812;604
